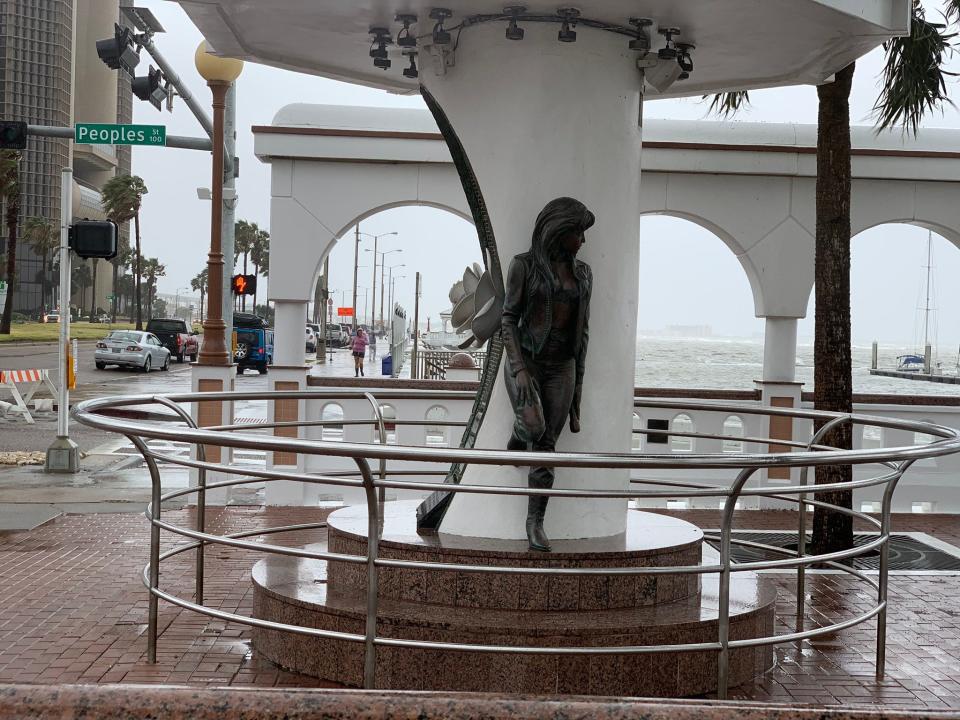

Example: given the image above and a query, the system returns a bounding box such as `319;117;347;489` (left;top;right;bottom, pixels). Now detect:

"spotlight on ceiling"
628;17;652;55
396;14;418;48
557;7;579;43
369;27;392;69
403;50;419;79
430;8;453;45
676;42;695;80
658;27;681;60
504;5;526;41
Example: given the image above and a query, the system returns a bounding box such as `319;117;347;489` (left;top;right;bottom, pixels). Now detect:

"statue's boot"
526;496;552;552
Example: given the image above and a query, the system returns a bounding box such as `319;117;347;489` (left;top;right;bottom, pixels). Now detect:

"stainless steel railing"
71;389;960;698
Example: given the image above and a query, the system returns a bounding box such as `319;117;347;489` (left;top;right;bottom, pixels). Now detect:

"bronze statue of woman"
502;197;594;552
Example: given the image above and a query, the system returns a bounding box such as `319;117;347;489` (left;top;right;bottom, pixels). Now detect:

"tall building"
0;0;132;316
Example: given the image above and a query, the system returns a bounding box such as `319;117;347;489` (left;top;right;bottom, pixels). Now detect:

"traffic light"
231;274;256;296
96;23;140;75
131;66;167;110
0;121;27;150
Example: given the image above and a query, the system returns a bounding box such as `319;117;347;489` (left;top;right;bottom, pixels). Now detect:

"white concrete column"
189;364;235;505
762;317;798;383
265;366;309;505
757;317;802;507
273;300;307;366
422;23;642;540
264;299;309;504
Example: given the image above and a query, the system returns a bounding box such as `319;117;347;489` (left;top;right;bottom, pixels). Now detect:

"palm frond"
874;4;957;135
945;0;960;24
703;91;751;118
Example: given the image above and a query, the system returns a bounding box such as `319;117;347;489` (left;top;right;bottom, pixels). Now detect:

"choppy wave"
635;337;960;395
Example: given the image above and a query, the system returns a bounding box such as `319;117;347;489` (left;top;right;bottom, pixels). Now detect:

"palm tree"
710;1;957;553
0;151;21;334
191;267;208;323
141;257;165;320
101;175;148;329
71;262;92;317
110;238;132;322
22;217;58;314
250;226;270;311
234;219;257;311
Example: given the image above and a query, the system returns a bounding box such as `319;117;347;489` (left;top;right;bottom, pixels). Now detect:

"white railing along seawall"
290;378;960;514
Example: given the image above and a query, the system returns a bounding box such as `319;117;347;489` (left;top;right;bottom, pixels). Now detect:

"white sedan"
94;330;171;372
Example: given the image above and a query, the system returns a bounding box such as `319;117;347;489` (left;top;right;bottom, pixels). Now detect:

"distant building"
663;324;714;338
0;0;133;316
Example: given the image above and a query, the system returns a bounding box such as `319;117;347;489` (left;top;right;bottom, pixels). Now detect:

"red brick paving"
0;507;958;709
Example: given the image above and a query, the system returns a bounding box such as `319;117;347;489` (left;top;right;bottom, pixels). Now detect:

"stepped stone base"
251;502;777;696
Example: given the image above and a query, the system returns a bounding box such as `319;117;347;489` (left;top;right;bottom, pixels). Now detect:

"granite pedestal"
252;502;776;696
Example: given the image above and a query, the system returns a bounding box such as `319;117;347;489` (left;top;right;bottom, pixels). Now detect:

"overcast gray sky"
133;0;960;348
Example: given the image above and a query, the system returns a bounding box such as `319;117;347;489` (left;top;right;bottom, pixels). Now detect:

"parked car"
234;312;268;329
235;326;274;375
44;311;60;323
305;325;318;353
95;330;170;372
92;313;111;323
145;318;199;363
325;325;351;348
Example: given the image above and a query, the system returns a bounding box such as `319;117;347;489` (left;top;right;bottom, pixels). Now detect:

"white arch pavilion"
254;103;960;513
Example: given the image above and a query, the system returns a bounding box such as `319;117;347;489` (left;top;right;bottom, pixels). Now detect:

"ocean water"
635;336;960;396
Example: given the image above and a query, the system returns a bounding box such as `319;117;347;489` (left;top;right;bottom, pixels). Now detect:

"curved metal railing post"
363;392;388;504
67;389;960;689
717;467;756;700
875;457;912;680
356;455;380;688
795;414;852;634
128;435;163;663
154;396;209;605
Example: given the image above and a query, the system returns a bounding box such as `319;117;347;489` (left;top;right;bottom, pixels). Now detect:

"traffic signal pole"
45;167;80;473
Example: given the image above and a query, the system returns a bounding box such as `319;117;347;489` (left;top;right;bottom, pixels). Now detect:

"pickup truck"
145;318;199;363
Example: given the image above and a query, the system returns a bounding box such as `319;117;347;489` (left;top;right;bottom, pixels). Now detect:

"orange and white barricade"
0;369;59;424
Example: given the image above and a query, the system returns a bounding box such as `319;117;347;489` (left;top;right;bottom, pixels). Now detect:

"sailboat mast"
923;230;932;351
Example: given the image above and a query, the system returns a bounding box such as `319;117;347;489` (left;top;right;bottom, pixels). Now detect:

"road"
0;339;204;387
0;339;370;453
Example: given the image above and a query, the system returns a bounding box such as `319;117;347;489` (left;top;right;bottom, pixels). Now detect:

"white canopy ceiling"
172;0;910;98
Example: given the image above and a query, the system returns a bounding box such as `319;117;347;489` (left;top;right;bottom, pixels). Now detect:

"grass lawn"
0;321;138;343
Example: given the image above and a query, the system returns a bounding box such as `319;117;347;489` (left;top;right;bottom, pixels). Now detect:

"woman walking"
352;327;369;377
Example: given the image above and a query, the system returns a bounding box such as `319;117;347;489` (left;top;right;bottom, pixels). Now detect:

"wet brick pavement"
0;507;958;707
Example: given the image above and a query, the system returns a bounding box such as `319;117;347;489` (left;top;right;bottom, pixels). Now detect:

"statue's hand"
515;369;535;407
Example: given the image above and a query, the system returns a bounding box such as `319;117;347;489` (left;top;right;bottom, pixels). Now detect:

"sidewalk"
0;507;957;706
309;339;412;380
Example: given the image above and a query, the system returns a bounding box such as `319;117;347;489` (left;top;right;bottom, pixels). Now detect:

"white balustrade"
291;388;960;514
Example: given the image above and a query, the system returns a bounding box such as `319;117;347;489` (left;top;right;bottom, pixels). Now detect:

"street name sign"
75;123;166;146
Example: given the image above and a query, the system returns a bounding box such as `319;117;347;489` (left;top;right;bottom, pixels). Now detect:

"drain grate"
705;532;960;571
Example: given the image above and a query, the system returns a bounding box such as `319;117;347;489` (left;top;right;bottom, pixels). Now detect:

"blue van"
234;312;274;375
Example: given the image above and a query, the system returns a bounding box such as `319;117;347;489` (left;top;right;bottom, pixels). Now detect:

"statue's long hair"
529;197;595;292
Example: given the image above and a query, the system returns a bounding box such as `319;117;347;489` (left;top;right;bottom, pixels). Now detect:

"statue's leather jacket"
501;251;591;387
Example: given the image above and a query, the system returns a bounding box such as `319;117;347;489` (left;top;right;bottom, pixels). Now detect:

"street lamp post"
194;42;242;366
387;265;406;320
368;248;402;332
174;286;189;315
358;230;397;334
